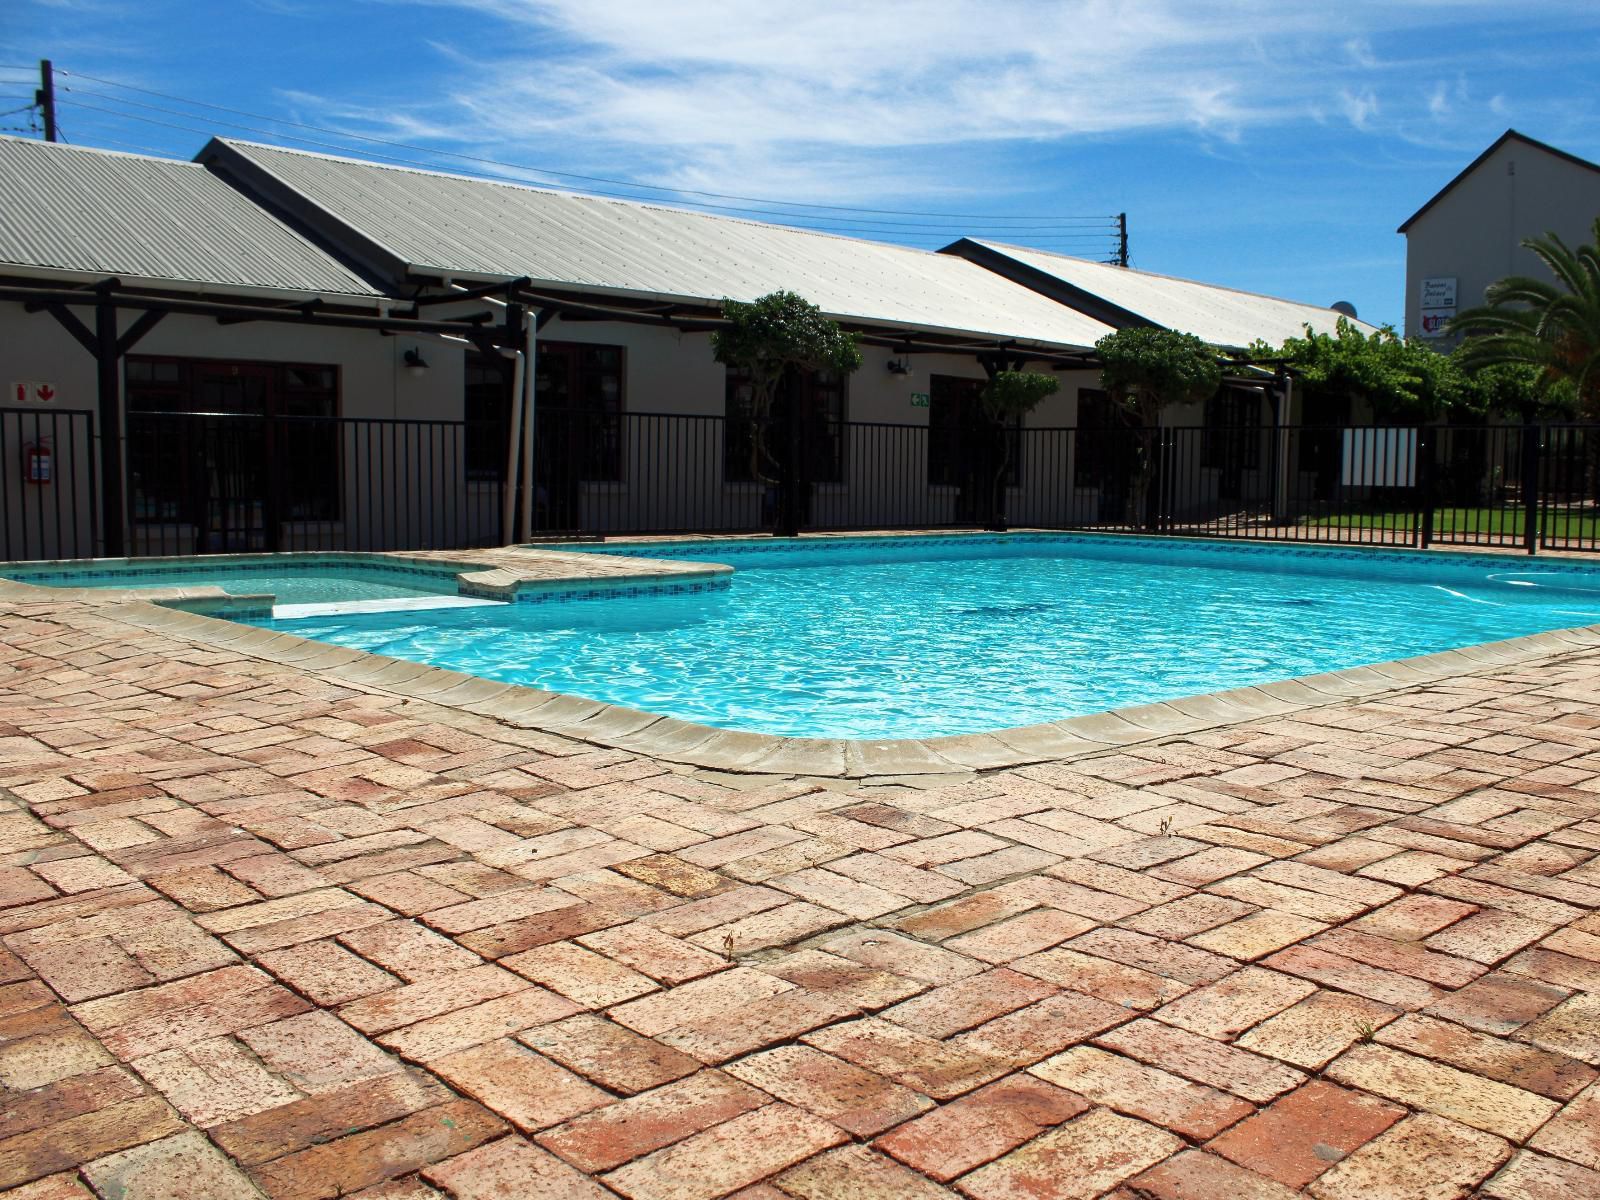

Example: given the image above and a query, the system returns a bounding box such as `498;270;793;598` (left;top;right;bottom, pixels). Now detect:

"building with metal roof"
4;132;1361;560
199;138;1117;353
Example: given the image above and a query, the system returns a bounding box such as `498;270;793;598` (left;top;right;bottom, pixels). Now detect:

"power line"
58;96;1122;244
56;66;1118;226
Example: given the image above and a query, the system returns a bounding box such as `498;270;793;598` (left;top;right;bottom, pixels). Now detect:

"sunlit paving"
3;2;1600;1197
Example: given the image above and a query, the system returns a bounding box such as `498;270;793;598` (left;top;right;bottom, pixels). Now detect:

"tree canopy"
980;370;1060;423
1260;317;1475;422
1448;216;1600;418
710;290;863;403
1095;327;1222;423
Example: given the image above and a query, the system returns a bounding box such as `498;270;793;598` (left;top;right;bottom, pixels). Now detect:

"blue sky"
4;0;1599;330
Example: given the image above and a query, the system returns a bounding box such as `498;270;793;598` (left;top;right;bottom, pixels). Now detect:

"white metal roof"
0;136;382;298
205;140;1116;350
954;239;1377;350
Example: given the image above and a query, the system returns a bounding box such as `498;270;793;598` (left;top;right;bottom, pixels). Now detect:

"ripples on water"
263;547;1600;739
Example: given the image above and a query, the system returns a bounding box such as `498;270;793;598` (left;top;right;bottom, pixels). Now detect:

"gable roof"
0;135;383;298
200;139;1117;351
944;238;1371;350
1397;129;1600;234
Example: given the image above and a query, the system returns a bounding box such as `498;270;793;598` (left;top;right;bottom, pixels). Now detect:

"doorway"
125;357;340;552
928;375;1016;524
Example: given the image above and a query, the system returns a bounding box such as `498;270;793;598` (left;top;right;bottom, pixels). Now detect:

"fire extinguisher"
24;442;51;485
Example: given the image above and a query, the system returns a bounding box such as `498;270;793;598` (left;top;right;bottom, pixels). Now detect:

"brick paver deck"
1;591;1598;1198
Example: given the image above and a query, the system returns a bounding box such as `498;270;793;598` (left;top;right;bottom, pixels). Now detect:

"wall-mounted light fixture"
886;356;912;375
403;348;430;377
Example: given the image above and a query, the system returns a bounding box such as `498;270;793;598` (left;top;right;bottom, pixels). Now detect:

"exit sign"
909;392;930;408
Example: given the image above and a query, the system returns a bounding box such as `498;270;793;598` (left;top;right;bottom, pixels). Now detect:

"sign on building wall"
1418;277;1457;338
9;381;57;404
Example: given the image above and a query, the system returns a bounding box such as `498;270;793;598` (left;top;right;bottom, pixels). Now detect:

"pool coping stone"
62;591;1600;778
8;534;1600;778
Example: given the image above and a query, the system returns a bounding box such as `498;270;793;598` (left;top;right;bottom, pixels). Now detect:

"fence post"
1416;427;1434;549
1520;417;1540;556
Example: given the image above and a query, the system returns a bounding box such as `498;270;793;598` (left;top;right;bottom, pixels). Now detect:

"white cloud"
298;0;1599;204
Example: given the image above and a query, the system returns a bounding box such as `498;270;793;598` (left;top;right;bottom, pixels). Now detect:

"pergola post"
94;294;127;557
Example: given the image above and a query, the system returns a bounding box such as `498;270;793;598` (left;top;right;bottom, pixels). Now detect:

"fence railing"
2;406;1598;561
124;411;504;557
532;410;1600;555
1;407;96;562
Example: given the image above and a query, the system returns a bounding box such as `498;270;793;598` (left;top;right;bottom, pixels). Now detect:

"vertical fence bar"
1521;419;1540;555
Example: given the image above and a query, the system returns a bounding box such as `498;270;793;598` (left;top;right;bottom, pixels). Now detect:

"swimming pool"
247;534;1600;740
2;555;464;606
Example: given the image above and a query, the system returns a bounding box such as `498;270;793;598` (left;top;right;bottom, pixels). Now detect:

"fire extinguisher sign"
10;381;57;404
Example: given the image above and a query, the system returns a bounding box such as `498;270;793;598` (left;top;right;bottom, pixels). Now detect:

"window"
536;342;625;483
464;353;510;481
724;367;846;484
123;357;341;542
1202;387;1264;471
928;375;1019;490
1074;388;1138;491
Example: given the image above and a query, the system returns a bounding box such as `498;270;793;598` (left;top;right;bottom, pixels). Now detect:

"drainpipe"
502;346;525;547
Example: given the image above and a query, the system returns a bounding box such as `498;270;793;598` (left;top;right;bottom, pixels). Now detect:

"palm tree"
1449;216;1600;418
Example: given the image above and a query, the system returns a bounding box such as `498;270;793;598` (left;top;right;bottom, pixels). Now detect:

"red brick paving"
1;597;1599;1197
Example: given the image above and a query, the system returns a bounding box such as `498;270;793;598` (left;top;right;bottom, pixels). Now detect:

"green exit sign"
909;392;930;408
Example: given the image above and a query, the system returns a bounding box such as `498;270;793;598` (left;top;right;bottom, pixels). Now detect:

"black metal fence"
1;406;96;562
124;411;503;557
2;406;1598;561
532;408;1600;555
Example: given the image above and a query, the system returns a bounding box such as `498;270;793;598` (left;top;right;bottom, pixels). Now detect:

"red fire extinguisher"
24;442;51;484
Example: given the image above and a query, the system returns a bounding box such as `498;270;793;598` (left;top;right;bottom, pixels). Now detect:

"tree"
1452;357;1576;420
1448;216;1600;419
1095;327;1222;527
978;370;1059;530
1265;317;1472;422
710;291;862;532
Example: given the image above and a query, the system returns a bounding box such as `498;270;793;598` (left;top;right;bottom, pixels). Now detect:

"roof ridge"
0;132;199;168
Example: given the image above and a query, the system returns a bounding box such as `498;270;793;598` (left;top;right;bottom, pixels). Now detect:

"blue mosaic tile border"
502;577;730;605
557;531;1600;579
4;553;468;590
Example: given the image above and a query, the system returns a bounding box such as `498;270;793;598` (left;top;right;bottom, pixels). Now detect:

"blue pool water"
248;535;1600;739
4;560;461;606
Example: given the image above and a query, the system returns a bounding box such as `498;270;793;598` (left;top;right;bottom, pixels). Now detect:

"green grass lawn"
1304;507;1600;540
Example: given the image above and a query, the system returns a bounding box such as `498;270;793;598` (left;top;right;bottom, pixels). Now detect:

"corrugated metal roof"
0;136;382;297
958;239;1377;350
208;140;1116;349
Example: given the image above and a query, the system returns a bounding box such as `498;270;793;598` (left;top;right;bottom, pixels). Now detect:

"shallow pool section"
249;535;1600;740
3;556;464;607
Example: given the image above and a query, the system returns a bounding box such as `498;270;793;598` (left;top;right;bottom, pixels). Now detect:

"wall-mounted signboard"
1418;276;1457;338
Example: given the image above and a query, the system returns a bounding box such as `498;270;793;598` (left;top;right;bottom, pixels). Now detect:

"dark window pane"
465;353;510;481
535;342;625;485
723;367;847;486
1074;388;1138;498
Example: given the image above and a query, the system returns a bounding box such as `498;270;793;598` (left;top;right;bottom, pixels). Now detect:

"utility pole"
1116;212;1128;267
36;60;56;142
